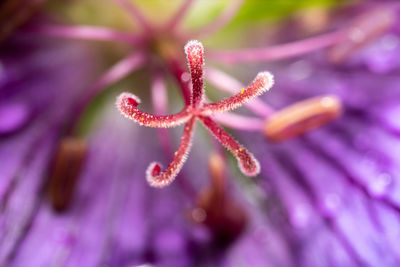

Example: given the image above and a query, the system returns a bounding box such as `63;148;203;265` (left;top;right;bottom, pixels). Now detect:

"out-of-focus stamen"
185;40;205;108
166;58;192;105
90;52;146;95
146;117;196;187
150;70;175;158
151;70;168;115
48;138;87;212
208;30;346;63
329;7;396;64
68;52;146;134
200;116;260;176
201;72;274;115
166;0;196;31
28;25;141;44
113;0;152;31
264;95;342;141
206;67;275;117
194;0;244;37
116;92;192;128
213;113;264;131
208;152;226;194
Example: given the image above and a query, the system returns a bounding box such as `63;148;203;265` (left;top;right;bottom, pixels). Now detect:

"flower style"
116;40;273;187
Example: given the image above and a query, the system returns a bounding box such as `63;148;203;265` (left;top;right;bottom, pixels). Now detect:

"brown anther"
195;189;247;249
191;153;247;249
47;137;87;212
264;95;342;142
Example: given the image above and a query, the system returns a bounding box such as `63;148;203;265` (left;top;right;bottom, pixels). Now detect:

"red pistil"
201;72;273;115
200;116;260;176
117;40;274;187
146;117;196;187
116;92;192;128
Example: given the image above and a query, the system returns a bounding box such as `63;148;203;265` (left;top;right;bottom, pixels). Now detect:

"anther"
264;95;342;141
193;152;247;248
47;137;87;212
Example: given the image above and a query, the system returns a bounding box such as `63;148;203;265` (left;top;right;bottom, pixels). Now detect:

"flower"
1;0;400;267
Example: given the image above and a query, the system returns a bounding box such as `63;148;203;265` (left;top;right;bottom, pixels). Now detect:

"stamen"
146;118;196;187
151;70;168;115
166;0;196;30
151;70;174;156
213;113;264;131
200;116;260;176
201;72;274;115
90;52;146;94
208;30;346;63
167;58;192;105
116;92;192;128
194;0;245;37
48;138;87;212
194;152;247;248
28;25;140;44
113;0;152;31
329;7;396;64
68;52;146;134
185;40;204;108
264;95;342;141
208;152;226;195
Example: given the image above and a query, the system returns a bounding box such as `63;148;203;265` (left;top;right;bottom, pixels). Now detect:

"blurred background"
1;0;400;266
